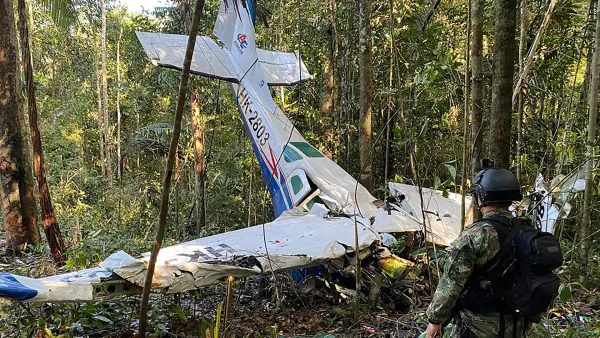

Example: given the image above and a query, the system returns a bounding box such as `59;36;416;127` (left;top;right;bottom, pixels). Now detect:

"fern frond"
37;0;77;28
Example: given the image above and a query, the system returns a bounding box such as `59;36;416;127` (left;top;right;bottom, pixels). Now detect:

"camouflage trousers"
450;309;525;338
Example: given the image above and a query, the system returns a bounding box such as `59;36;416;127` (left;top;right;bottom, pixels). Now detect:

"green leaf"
93;315;113;325
43;328;55;338
214;302;222;338
559;284;571;302
434;176;442;189
444;160;457;179
419;121;429;137
171;305;187;322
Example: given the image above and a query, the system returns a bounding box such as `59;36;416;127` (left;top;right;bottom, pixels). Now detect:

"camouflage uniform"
426;210;526;338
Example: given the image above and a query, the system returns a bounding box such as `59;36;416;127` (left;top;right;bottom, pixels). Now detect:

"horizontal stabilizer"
136;32;312;85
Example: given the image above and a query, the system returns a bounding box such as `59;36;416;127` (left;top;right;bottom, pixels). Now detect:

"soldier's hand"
427;323;443;338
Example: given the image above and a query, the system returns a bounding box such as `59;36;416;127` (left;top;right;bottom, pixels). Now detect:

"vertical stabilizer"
213;0;258;79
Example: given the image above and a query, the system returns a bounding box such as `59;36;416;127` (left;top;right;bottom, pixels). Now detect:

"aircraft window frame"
283;145;303;163
290;175;304;195
289;142;324;158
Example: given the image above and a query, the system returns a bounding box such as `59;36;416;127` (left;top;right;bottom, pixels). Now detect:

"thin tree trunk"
461;0;471;229
138;1;205;336
383;0;395;183
321;0;339;162
516;0;527;182
471;0;484;175
359;0;373;192
579;0;600;285
117;15;123;180
96;53;104;176
512;0;558;106
17;0;65;263
489;0;517;169
191;89;205;234
101;0;112;186
0;0;40;250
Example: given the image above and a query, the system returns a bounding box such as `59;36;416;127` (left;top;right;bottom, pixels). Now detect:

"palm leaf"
37;0;77;28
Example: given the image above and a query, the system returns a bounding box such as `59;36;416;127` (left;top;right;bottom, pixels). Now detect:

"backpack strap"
475;215;521;275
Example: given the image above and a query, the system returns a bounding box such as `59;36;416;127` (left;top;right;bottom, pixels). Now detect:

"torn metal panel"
387;183;463;246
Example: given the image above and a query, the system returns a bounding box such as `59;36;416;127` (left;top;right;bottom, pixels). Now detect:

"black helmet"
469;166;522;207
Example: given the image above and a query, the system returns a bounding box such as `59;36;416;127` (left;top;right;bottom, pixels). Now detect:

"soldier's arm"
426;226;490;324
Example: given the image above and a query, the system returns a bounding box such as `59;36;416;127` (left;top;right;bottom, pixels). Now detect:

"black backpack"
460;214;563;319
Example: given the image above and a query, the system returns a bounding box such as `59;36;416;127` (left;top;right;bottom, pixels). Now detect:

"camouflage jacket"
426;210;526;338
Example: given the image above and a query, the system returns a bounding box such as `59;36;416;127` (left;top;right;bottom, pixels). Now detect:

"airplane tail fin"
213;0;258;79
213;0;256;50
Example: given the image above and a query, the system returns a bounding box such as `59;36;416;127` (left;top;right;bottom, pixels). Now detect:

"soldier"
425;165;538;338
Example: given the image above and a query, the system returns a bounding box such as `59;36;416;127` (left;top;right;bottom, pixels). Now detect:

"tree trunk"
489;0;517;169
191;89;206;234
321;0;339;162
359;0;373;192
96;52;104;176
0;0;40;251
18;0;65;263
117;15;123;180
579;0;600;285
512;0;558;106
461;0;471;229
471;0;484;174
516;0;527;182
138;1;206;336
101;0;112;186
383;0;395;183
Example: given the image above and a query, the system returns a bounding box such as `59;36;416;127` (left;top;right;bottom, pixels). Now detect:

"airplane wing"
385;183;465;247
135;32;311;86
0;207;377;302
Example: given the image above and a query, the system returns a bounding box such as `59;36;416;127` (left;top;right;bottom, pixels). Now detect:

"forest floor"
1;238;600;337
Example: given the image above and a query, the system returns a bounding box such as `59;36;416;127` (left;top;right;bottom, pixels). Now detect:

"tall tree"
178;0;207;234
17;0;66;263
489;0;517;169
470;0;484;174
359;0;373;192
138;1;205;336
191;88;206;234
321;0;339;162
117;8;124;180
579;0;600;285
101;0;112;186
383;0;395;182
0;0;40;251
96;48;105;176
461;0;471;228
516;0;527;181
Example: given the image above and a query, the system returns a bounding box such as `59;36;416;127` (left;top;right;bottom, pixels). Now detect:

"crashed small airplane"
0;0;464;303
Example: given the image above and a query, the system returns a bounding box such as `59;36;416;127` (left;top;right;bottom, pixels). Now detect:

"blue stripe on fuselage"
0;272;38;301
230;84;292;217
